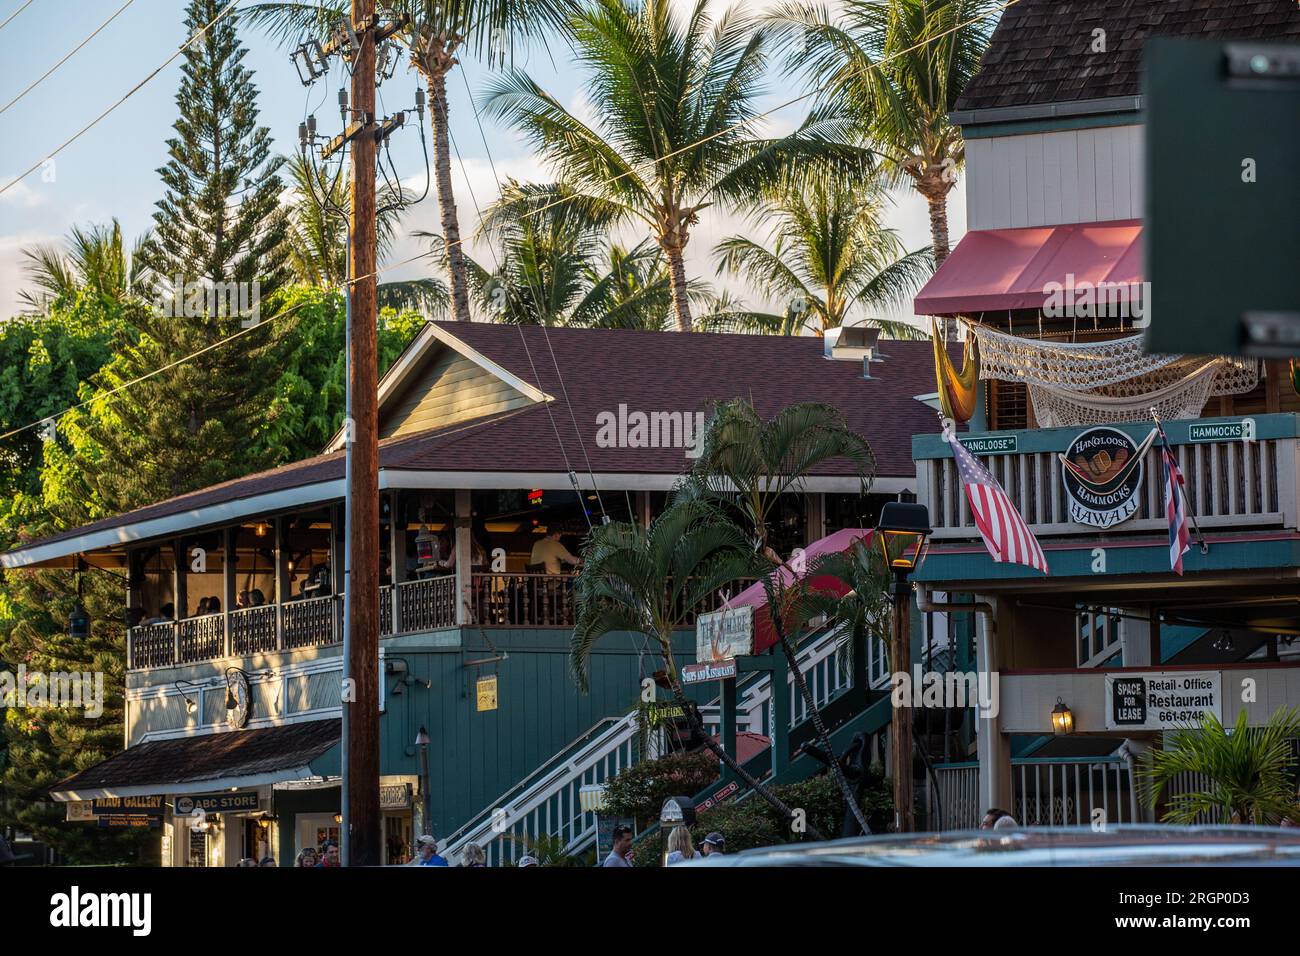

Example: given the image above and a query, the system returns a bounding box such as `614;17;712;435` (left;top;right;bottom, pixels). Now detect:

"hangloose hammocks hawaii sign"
1059;426;1157;529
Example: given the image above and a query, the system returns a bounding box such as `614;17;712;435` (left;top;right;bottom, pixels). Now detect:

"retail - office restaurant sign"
1059;426;1155;529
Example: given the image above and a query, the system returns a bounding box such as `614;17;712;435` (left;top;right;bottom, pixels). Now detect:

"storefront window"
825;492;896;535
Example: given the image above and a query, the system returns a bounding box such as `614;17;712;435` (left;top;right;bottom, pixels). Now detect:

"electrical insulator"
307;114;317;137
338;87;349;119
415;88;425;117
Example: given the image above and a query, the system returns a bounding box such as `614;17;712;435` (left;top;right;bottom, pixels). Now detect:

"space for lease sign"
1105;671;1222;730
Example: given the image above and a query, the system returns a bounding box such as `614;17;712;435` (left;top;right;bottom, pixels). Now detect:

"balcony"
127;577;457;670
914;413;1300;542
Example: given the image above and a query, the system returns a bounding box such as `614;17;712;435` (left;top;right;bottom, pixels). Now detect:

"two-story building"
5;320;947;864
911;0;1300;827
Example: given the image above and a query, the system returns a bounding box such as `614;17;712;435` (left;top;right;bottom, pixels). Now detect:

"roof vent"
826;325;881;363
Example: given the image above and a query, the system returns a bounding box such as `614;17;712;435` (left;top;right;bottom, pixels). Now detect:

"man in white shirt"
529;531;581;574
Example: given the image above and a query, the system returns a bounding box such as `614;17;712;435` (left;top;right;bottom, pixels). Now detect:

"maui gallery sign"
1059;426;1157;529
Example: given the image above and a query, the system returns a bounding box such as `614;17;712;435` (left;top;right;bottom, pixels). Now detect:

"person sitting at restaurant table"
143;603;175;626
530;530;581;574
436;532;488;571
197;597;211;615
207;596;221;615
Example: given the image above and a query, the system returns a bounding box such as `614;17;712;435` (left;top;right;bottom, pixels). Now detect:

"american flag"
1157;424;1191;574
947;435;1049;574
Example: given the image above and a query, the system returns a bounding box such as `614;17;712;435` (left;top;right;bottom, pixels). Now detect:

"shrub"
603;749;719;830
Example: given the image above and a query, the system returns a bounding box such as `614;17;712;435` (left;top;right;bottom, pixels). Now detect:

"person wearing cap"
700;832;725;857
602;824;633;867
414;834;449;866
517;854;539;868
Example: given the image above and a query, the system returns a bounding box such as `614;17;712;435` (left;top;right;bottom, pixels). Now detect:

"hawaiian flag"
1158;424;1191;574
946;435;1049;574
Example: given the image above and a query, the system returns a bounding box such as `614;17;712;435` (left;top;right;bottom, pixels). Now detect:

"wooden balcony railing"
230;604;277;657
177;615;224;663
471;573;576;627
281;594;340;650
914;413;1300;541
128;622;178;669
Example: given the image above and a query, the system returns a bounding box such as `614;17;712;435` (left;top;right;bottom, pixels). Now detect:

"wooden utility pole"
890;578;914;832
346;0;381;868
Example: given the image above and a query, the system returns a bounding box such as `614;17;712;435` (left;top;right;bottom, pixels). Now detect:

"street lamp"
875;502;932;834
415;726;432;837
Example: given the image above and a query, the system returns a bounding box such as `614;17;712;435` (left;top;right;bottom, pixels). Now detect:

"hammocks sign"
1059;426;1156;528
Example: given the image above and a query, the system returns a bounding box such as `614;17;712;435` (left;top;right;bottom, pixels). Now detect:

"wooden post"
346;0;382;868
172;539;186;663
454;489;472;625
388;491;404;632
719;676;737;775
275;517;289;650
223;528;235;658
770;647;790;780
890;578;915;832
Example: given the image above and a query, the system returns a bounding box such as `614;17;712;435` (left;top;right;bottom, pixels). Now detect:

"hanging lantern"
68;604;91;640
253;520;270;537
1050;697;1075;735
415;524;437;568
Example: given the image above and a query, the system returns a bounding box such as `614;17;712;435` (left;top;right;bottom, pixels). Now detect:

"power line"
0;0;137;116
457;64;612;526
0;0;240;197
1;0;1015;447
348;0;1019;291
0;0;36;34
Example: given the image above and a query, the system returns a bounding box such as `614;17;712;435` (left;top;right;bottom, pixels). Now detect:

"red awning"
728;527;874;655
913;219;1143;315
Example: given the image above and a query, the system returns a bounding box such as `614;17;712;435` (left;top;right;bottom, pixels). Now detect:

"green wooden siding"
377;628;701;838
380;348;534;441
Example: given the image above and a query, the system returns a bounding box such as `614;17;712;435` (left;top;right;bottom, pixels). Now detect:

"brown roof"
9;323;949;560
52;719;339;794
956;0;1300;112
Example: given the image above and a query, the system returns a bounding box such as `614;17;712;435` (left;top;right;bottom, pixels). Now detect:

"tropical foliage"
1141;708;1300;826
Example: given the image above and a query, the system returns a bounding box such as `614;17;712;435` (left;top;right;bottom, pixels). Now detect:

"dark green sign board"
960;435;1018;455
1188;420;1250;443
1145;38;1300;357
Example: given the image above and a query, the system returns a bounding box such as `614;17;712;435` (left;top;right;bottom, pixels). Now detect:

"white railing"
439;624;857;865
932;755;1139;830
1077;607;1123;668
917;418;1299;541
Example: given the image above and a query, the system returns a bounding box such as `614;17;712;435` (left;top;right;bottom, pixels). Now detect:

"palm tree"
459;179;707;328
1141;707;1300;825
573;495;823;838
688;398;876;833
19;219;144;313
483;0;872;332
285;153;447;315
245;1;574;323
711;174;933;338
772;0;998;266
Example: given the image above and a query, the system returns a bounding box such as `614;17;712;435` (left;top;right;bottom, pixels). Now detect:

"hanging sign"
1059;427;1154;529
476;675;498;712
380;783;412;810
682;658;738;685
66;801;95;822
91;795;165;816
1188;420;1252;443
696;604;753;662
1105;671;1222;731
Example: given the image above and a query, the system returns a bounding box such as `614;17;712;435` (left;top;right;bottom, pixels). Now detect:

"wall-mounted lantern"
1051;697;1075;735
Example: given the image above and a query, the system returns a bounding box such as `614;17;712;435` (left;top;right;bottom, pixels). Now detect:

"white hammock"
1030;361;1222;428
966;323;1259;427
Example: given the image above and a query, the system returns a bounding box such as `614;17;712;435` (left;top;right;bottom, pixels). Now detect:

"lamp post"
875;502;931;833
415;726;432;837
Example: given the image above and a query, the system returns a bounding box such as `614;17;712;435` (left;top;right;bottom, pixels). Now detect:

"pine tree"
81;0;294;510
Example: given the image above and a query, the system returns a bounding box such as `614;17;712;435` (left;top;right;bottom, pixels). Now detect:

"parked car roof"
681;825;1300;866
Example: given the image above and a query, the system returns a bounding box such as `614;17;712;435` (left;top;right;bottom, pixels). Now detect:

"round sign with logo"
1060;426;1147;529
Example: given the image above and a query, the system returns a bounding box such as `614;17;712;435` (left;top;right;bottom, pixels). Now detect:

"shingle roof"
956;0;1300;112
8;324;951;560
52;719;339;794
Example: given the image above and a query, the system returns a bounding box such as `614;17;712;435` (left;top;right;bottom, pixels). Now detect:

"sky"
0;0;966;326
